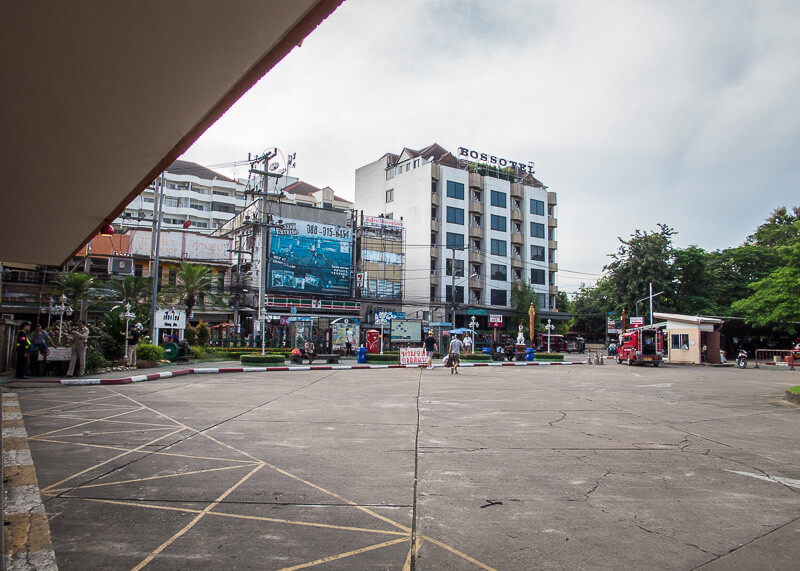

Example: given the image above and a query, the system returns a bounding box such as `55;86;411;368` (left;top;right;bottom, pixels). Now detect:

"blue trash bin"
357;347;367;364
526;348;535;361
482;347;492;355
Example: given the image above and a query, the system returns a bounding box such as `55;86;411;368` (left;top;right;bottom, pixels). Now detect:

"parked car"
565;336;586;353
536;333;567;353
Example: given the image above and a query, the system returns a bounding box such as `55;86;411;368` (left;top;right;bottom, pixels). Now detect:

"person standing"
448;333;464;375
463;334;473;354
15;322;32;379
127;323;142;367
66;321;89;377
424;330;438;370
30;324;53;375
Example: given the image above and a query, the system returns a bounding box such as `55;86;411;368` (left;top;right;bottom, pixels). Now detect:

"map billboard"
268;218;352;296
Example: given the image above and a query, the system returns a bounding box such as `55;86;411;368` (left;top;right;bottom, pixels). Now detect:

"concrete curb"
57;360;586;386
2;392;58;570
785;390;800;405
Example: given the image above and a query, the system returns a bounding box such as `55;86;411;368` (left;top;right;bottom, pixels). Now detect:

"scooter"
736;349;748;369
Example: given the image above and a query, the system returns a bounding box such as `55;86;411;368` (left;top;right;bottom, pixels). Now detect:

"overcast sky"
183;0;800;295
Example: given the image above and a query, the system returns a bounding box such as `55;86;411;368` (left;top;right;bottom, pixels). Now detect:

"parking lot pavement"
9;363;800;569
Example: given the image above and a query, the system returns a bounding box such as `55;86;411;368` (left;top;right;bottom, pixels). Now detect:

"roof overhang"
0;0;344;266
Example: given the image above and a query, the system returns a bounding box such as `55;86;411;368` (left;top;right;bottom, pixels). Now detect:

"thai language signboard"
268;218;352;296
400;347;428;365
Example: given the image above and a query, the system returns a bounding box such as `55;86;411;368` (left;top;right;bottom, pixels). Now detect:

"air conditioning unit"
108;257;134;276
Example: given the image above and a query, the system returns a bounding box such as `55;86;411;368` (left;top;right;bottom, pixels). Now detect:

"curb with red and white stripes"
55;360;586;386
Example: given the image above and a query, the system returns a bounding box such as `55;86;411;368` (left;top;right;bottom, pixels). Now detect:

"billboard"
390;319;422;343
268;218;352;296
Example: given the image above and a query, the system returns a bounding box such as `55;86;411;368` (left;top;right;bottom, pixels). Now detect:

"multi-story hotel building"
355;143;558;328
115;160;248;233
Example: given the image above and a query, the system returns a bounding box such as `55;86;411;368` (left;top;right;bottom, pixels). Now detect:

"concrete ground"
9;362;800;570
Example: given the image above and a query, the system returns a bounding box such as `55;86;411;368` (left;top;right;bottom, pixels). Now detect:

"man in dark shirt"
424;331;438;370
16;322;31;379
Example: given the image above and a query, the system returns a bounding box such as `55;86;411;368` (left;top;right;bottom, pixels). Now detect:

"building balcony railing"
468;200;483;213
431;163;441;181
431;218;441;233
468;225;484;239
430;272;440;286
549;285;558;295
430;245;440;258
431;191;440;206
510;209;523;222
511;256;524;270
468;249;483;263
549;262;558;272
548;217;557;228
547;191;557;206
511;232;524;245
469;276;481;289
510;183;524;200
468;172;483;189
548;239;557;250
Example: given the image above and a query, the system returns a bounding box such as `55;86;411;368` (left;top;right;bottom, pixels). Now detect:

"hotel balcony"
468;172;483;189
469;276;482;289
549;285;558;296
431;246;440;258
468;224;484;239
548;217;557;228
469;200;483;213
510;183;524;200
430;272;440;286
511;256;524;270
511;232;524;245
547;191;557;206
548;240;557;250
468;249;483;264
549;262;558;272
431;191;440;206
430;218;441;233
431;163;441;181
510;208;523;222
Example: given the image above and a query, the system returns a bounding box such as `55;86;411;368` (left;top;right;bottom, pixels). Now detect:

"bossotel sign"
458;147;535;174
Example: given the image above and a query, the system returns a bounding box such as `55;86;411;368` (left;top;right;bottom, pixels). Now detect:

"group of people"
423;331;473;374
15;320;90;379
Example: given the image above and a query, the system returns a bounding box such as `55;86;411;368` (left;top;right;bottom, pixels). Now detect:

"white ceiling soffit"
0;0;344;266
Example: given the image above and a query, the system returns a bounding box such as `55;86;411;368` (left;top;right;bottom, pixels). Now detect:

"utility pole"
150;173;165;345
248;150;284;355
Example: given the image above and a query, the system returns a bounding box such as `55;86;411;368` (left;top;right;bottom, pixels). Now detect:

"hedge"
136;343;165;361
535;353;564;361
240;354;286;365
366;354;401;363
461;354;491;361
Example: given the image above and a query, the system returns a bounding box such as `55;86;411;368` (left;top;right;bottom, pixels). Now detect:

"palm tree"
101;276;153;305
51;272;97;321
171;263;227;319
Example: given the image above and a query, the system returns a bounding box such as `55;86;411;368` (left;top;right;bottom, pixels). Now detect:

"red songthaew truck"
616;327;663;366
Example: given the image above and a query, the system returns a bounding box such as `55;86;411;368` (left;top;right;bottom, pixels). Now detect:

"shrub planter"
366;354;400;363
786;387;800;405
240;354;286;365
136;360;160;369
461;354;491;362
535;353;564;361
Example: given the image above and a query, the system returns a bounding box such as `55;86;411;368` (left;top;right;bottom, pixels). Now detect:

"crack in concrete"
635;524;716;556
548;411;567;427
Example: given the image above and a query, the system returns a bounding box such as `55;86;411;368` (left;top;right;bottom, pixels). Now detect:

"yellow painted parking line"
32;407;144;438
132;463;265;570
67;495;408;537
44;415;174;428
45;463;255;493
420;535;498;570
402;536;424;571
277;537;409;571
22;393;126;415
39;427;187;494
49;426;180;438
30;437;261;465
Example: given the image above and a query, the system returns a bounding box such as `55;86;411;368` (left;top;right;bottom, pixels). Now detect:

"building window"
490;190;507;208
472;238;481;251
386;189;394;202
530;222;545;238
446;258;464;277
413;158;420;168
531;269;546;284
490;239;507;256
490;215;507;232
671;334;690;350
549;227;556;240
538;293;547;310
446;232;464;249
446;181;464;199
432;181;438;195
446;285;465;303
513;268;522;281
446;206;464;225
531;245;545;261
430;286;437;301
530;199;545;216
548;205;555;217
490;264;507;281
490;289;507;306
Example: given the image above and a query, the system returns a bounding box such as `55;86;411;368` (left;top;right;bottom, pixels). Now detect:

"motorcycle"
736;349;748;369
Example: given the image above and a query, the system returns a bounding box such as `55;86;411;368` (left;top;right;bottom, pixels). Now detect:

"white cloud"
183;0;800;295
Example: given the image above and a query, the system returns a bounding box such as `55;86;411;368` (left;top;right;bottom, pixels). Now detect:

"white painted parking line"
726;470;800;489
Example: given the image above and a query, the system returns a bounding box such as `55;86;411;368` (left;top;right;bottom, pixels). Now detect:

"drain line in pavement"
408;369;423;570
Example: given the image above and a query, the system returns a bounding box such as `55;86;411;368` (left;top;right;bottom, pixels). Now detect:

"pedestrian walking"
463;334;473;353
15;322;32;379
66;320;89;377
424;330;438;370
448;334;464;375
30;323;53;375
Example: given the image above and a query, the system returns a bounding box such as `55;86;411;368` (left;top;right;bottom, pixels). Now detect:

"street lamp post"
469;315;477;353
121;303;136;364
545;318;554;353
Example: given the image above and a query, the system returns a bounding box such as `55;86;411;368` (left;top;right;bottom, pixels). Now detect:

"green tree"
604;224;676;317
570;280;613;338
170;263;227;319
671;245;716;314
731;243;800;334
102;276;152;305
511;280;540;336
51;271;97;321
746;206;800;249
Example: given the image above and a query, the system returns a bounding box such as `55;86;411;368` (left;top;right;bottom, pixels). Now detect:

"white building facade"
355;144;558;328
115;160;248;233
